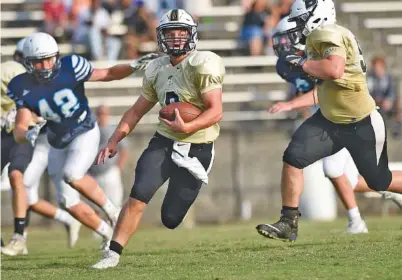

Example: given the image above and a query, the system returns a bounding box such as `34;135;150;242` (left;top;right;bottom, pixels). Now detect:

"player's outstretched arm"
88;53;159;82
97;96;156;164
269;87;318;113
303;55;345;80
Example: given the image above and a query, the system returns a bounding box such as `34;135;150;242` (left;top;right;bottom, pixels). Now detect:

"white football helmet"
288;0;336;40
23;32;60;82
156;9;198;57
13;37;26;64
272;16;305;57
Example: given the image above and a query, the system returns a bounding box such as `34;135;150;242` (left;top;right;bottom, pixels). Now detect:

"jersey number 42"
38;89;80;122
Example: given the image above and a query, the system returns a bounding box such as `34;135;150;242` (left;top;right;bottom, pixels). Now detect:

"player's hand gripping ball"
159;102;202;133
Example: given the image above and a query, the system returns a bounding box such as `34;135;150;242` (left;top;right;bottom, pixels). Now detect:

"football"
159;102;202;122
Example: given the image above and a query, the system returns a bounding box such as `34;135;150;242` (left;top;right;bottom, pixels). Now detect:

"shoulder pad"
309;25;344;46
188;51;223;75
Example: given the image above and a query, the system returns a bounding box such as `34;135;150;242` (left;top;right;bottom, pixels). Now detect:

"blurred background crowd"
40;0;295;60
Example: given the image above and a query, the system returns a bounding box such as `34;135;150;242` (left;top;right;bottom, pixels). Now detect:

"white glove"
130;53;160;71
2;107;17;132
25;119;47;147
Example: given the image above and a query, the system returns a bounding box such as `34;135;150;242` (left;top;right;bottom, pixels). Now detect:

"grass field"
1;217;402;279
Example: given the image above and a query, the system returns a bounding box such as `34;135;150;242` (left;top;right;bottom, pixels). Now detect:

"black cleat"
256;209;300;242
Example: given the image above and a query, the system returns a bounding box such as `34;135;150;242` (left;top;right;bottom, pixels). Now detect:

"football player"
91;9;224;269
256;0;402;242
8;32;158;253
1;38;34;254
1;39;80;256
267;16;402;235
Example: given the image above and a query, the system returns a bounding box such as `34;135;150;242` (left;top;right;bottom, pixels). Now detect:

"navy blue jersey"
276;56;316;94
7;55;96;149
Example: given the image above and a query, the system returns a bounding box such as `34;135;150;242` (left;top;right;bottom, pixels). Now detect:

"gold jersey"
142;51;225;143
1;60;26;132
306;24;376;123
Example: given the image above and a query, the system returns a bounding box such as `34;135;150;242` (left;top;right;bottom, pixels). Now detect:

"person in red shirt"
43;0;68;40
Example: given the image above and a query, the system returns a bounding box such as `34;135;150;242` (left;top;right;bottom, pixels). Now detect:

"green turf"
2;217;402;279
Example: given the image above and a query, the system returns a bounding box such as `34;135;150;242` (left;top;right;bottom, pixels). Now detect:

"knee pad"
62;170;84;184
58;195;81;209
57;181;81;209
283;146;307;169
26;186;39;206
323;158;344;179
364;171;392;192
161;213;182;230
62;171;74;184
129;184;153;204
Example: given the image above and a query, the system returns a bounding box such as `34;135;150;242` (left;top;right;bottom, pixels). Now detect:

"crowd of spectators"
41;0;213;60
41;0;294;59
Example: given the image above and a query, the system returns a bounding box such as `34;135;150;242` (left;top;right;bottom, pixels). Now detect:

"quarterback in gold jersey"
256;0;402;242
91;9;225;269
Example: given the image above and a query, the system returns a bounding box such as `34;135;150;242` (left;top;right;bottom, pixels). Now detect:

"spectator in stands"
88;0;121;60
272;0;292;22
122;0;157;59
240;0;275;56
146;0;180;19
72;0;121;60
43;0;69;41
71;0;91;55
367;56;402;138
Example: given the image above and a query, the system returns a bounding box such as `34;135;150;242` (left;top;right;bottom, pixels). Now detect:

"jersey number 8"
38;89;80;122
354;38;367;74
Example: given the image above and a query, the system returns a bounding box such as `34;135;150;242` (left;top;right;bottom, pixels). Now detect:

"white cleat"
90;250;120;270
345;219;369;234
1;234;27;256
66;218;81;248
380;191;402;209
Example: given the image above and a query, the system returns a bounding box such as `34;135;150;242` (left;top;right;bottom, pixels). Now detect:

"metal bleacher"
1;0;402;125
339;0;402;61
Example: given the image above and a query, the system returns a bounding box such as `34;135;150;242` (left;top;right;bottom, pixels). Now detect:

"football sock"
347;207;361;221
282;206;299;211
54;208;74;225
96;220;113;239
102;198;119;220
110;240;123;255
14;218;26;235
